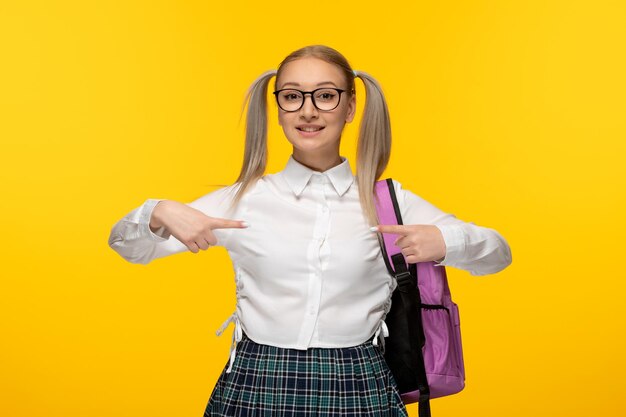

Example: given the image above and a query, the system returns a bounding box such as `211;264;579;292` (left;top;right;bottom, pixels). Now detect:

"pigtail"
354;70;392;227
227;69;277;213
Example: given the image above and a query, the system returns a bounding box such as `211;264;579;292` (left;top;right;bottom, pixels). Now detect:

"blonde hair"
226;44;392;227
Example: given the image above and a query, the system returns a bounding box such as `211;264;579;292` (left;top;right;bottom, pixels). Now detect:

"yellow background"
1;1;625;416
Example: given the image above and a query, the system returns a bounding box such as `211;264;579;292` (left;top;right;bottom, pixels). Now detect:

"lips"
296;125;325;138
296;125;325;132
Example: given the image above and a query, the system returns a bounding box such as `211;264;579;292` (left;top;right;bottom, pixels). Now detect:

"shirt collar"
281;155;354;197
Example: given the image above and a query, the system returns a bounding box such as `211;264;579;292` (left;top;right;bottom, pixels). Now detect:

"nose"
300;94;318;119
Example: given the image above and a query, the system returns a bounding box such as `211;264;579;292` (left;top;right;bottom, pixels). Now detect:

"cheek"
278;112;295;128
328;114;347;129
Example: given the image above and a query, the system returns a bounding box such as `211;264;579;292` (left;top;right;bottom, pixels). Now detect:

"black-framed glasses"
272;87;352;112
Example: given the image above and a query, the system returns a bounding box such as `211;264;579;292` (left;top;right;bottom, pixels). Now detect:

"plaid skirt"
203;332;408;417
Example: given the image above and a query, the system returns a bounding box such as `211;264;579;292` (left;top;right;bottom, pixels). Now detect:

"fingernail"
241;221;250;228
369;226;378;232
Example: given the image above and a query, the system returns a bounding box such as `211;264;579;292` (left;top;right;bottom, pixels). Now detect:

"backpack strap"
374;178;432;417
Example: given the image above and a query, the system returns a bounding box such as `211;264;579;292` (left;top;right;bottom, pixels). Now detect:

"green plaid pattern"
204;333;408;416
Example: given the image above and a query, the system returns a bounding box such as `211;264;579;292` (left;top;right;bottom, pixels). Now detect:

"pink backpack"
374;179;465;417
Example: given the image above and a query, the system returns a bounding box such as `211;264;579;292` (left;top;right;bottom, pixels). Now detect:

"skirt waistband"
238;331;380;352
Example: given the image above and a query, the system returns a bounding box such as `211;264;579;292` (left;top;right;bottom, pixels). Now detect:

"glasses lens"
277;90;303;111
314;89;340;110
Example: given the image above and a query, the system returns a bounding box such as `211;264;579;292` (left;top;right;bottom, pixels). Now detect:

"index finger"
370;224;408;235
211;218;250;229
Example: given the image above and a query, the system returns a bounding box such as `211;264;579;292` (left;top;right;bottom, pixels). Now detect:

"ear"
345;94;356;123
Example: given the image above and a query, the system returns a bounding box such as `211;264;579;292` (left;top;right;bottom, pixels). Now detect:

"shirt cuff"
433;224;466;266
139;198;172;241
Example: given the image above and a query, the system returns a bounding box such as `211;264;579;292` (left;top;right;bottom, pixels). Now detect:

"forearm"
435;223;512;276
108;198;183;264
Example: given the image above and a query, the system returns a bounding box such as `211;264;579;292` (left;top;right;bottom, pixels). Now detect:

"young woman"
108;44;512;417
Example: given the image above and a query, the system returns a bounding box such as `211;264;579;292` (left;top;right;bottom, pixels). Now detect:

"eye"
281;91;302;101
316;90;337;101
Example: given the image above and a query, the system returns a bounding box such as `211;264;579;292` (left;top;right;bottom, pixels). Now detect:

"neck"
292;152;343;172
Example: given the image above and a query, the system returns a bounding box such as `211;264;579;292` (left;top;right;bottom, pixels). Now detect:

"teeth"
300;127;322;132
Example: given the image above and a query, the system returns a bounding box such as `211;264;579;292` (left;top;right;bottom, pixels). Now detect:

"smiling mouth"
296;127;325;132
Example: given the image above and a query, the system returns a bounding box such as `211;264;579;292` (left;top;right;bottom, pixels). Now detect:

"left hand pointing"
371;224;446;264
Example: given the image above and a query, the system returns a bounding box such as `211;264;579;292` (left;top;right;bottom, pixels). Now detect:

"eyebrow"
280;81;338;88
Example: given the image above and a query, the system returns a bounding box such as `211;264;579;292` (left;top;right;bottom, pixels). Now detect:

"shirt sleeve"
108;183;241;265
391;179;512;276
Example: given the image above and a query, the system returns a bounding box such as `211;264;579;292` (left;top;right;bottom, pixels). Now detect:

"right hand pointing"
149;200;249;253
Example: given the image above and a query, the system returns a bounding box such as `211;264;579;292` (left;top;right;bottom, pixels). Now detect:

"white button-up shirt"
109;155;512;371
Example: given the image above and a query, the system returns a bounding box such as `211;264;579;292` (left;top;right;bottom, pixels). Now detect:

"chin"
293;143;328;153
